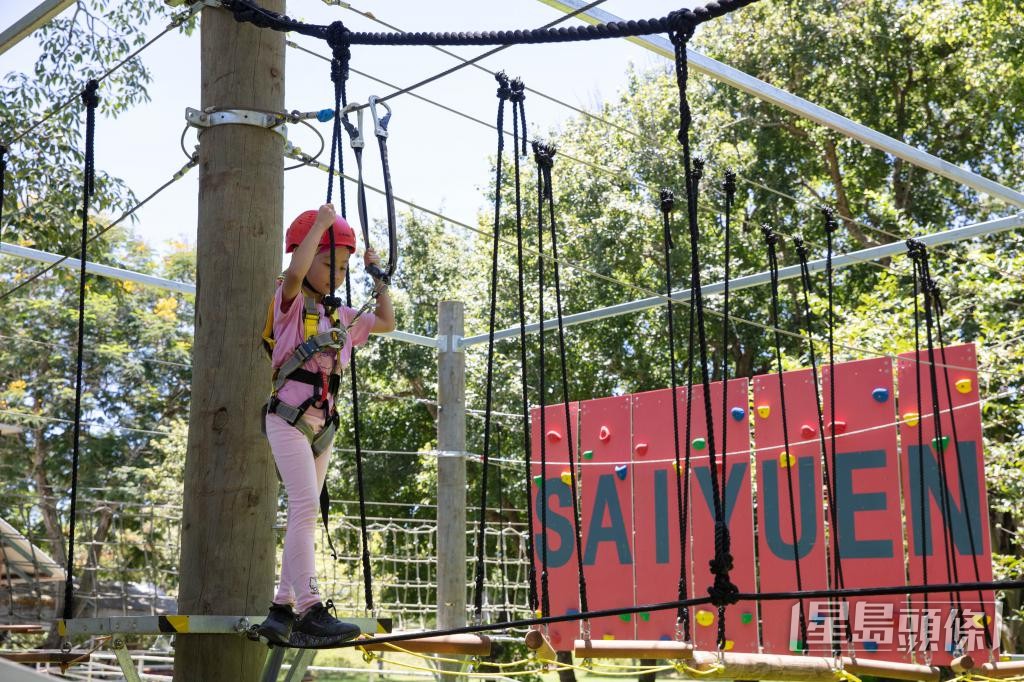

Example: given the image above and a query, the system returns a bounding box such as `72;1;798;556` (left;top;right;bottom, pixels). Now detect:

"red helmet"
285;210;357;254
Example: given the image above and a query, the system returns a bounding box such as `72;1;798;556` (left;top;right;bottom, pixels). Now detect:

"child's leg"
265;413;324;611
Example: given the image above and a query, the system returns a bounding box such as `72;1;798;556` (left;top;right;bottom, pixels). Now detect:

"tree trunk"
173;3;284;680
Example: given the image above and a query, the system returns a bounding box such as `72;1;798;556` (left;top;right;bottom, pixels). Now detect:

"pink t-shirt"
271;283;376;414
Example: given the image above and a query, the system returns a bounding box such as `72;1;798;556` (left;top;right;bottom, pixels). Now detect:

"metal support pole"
436;301;466;682
282;648;316;681
0;0;74;56
537;0;1024;210
260;647;286;682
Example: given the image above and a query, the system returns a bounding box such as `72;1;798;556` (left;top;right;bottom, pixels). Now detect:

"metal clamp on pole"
185;107;288;141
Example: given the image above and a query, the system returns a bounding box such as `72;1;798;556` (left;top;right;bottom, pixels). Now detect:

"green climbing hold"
790;640;805;652
640;612;650;622
532;475;543;485
932;435;950;452
582;450;594;460
692;437;706;451
618;614;631;622
740;612;753;624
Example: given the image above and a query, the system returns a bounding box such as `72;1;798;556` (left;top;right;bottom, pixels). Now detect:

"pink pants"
265;412;331;612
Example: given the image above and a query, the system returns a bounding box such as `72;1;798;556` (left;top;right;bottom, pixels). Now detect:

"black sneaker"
293;600;361;643
257;603;294;645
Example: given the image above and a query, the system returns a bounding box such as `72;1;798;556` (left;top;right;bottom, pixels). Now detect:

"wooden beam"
574;639;695;660
358;634;491;656
843;657;940;682
0;650;90;664
976;660;1024;678
525;629;558;661
0;0;75;56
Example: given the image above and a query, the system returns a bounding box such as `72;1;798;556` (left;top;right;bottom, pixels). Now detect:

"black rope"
318;578;1024;650
63;79;99;621
660;190;690;641
793;212;852;656
713;170;737;648
534;141;589;619
762;225;809;652
909;242;932;652
508;77;538;614
473;72;511;619
222;0;761;46
535;139;551;621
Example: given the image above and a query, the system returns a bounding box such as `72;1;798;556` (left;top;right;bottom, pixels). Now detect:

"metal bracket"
111;638;143;682
436;334;463;353
185;107;288;141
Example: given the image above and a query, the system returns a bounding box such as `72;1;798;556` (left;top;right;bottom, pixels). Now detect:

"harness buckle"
369;96;391;139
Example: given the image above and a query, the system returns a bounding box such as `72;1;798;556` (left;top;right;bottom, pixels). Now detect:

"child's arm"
365;247;397;333
281;204;335;310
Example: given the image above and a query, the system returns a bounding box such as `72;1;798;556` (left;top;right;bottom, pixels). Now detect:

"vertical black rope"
762;225;809;651
508;77;538;613
534;141;589;618
909;247;932;653
660;189;690;641
473;73;511;619
535;145;551;620
930;294;994;651
713;171;737;648
64;79;99;621
793;219;851;655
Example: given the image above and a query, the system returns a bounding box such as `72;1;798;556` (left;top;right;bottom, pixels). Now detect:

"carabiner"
368;96;391;139
341;102;364;150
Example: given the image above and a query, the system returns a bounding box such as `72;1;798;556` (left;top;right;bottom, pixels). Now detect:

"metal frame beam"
536;0;1024;210
459;212;1024;348
0;0;75;56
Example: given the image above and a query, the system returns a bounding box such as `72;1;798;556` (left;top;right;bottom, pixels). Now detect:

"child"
258;203;396;645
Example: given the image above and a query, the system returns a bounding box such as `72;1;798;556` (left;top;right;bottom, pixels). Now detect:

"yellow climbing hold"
956;378;972;394
903;412;920;427
560;470;572;485
757;404;771;419
696;610;715;627
723;640;735;651
603;634;616;640
779;451;795;468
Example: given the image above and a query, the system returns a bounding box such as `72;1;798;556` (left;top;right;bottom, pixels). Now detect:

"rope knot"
761;224;779;247
691;156;705;183
821;207;838;234
532;140;555;169
707;521;739;607
723;170;736;198
667;9;697;45
906;238;926;260
495;71;512;100
660;188;675;213
508;77;526;103
793;237;809;260
81;79;100;110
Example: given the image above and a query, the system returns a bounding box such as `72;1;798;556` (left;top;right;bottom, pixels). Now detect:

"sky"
1;0;699;261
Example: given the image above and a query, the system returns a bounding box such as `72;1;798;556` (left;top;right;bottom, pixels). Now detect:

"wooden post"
437;301;466;681
173;3;284;680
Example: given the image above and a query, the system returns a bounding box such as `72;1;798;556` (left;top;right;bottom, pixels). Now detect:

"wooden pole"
437;301;466;681
174;3;284;680
358;634;491;656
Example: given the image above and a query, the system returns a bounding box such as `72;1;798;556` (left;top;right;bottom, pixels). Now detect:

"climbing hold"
582;450;594;460
956;378;972;394
757;404;771;419
872;387;890;403
723;640;735;651
779;451;795;468
692;437;706;451
634;442;648;457
932;435;950;452
903;412;920;427
790;640;805;652
672;461;679;474
740;612;754;625
618;614;631;622
614;465;628;481
560;470;572;485
695;610;715;627
827;420;847;434
640;612;650;622
731;406;745;421
532;475;543;486
546;430;561;442
972;613;990;627
800;424;816;438
659;634;671;641
599;426;611;441
536;609;543;618
864;640;879;652
603;634;616;640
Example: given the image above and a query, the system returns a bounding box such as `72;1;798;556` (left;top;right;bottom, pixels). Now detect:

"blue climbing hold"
731;406;745;421
615;465;628;481
659;634;671;641
864;641;879;652
872;387;890;403
316;108;335;123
